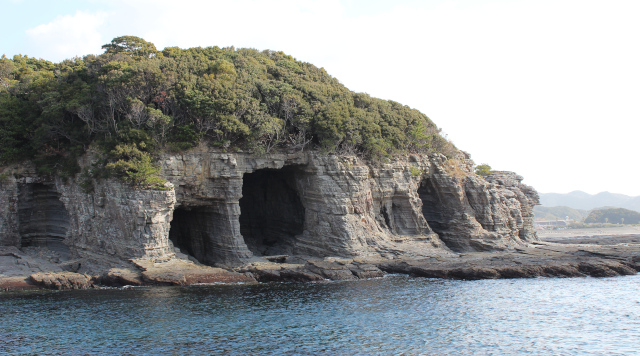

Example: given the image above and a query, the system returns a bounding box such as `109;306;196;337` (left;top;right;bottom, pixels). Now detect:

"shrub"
475;164;492;177
444;159;467;179
0;37;461;187
105;143;169;190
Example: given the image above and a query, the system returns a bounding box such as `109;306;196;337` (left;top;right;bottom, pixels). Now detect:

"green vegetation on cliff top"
0;36;456;186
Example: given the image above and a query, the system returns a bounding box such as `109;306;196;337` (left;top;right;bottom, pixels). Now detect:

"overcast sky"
3;0;639;195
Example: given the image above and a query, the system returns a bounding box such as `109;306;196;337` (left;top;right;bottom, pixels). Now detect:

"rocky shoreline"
2;150;636;291
3;232;640;291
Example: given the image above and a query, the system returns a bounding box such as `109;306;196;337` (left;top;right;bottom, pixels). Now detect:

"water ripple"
1;275;639;355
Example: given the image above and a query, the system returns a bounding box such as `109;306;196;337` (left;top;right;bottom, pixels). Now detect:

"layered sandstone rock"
0;149;539;274
158;148;539;265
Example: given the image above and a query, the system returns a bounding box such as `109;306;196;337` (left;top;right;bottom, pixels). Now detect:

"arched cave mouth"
417;178;446;236
239;167;305;256
168;206;217;265
17;183;70;257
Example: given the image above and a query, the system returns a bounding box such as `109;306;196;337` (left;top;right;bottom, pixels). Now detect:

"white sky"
2;0;640;195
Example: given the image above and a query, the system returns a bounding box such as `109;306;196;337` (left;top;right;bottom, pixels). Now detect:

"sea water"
1;275;639;355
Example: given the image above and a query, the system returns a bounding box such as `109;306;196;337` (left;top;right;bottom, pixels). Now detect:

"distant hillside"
584;208;640;224
533;206;589;221
539;191;640;212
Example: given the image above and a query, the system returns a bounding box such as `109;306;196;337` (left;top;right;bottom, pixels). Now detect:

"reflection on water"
1;275;640;355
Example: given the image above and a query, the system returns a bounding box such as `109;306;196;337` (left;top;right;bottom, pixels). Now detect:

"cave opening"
168;206;217;265
417;178;447;236
17;183;70;255
239;167;305;256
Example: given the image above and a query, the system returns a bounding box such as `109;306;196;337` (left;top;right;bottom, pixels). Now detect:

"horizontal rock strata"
1;149;548;289
377;241;640;280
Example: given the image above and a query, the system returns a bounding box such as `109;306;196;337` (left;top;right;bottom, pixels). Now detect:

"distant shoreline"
538;226;640;245
537;226;640;238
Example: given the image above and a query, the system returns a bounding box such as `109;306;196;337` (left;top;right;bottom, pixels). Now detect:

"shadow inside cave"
417;178;447;236
239;167;305;256
168;206;219;265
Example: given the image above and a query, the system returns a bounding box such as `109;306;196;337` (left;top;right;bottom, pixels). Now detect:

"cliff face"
0;164;176;262
0;150;539;267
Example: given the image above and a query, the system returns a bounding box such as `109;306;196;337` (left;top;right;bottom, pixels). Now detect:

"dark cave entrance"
168;206;217;265
417;178;447;236
17;183;70;255
239;167;305;256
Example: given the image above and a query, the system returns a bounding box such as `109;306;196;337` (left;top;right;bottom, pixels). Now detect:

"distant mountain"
533;206;589;221
539;191;640;212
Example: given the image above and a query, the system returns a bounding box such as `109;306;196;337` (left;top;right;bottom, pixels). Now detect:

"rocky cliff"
0;149;539;274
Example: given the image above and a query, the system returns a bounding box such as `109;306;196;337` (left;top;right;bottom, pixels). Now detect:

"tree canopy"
101;36;158;58
0;37;457;184
584;208;640;225
474;163;492;177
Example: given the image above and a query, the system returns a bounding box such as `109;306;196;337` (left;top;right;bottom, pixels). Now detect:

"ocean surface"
1;275;639;355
